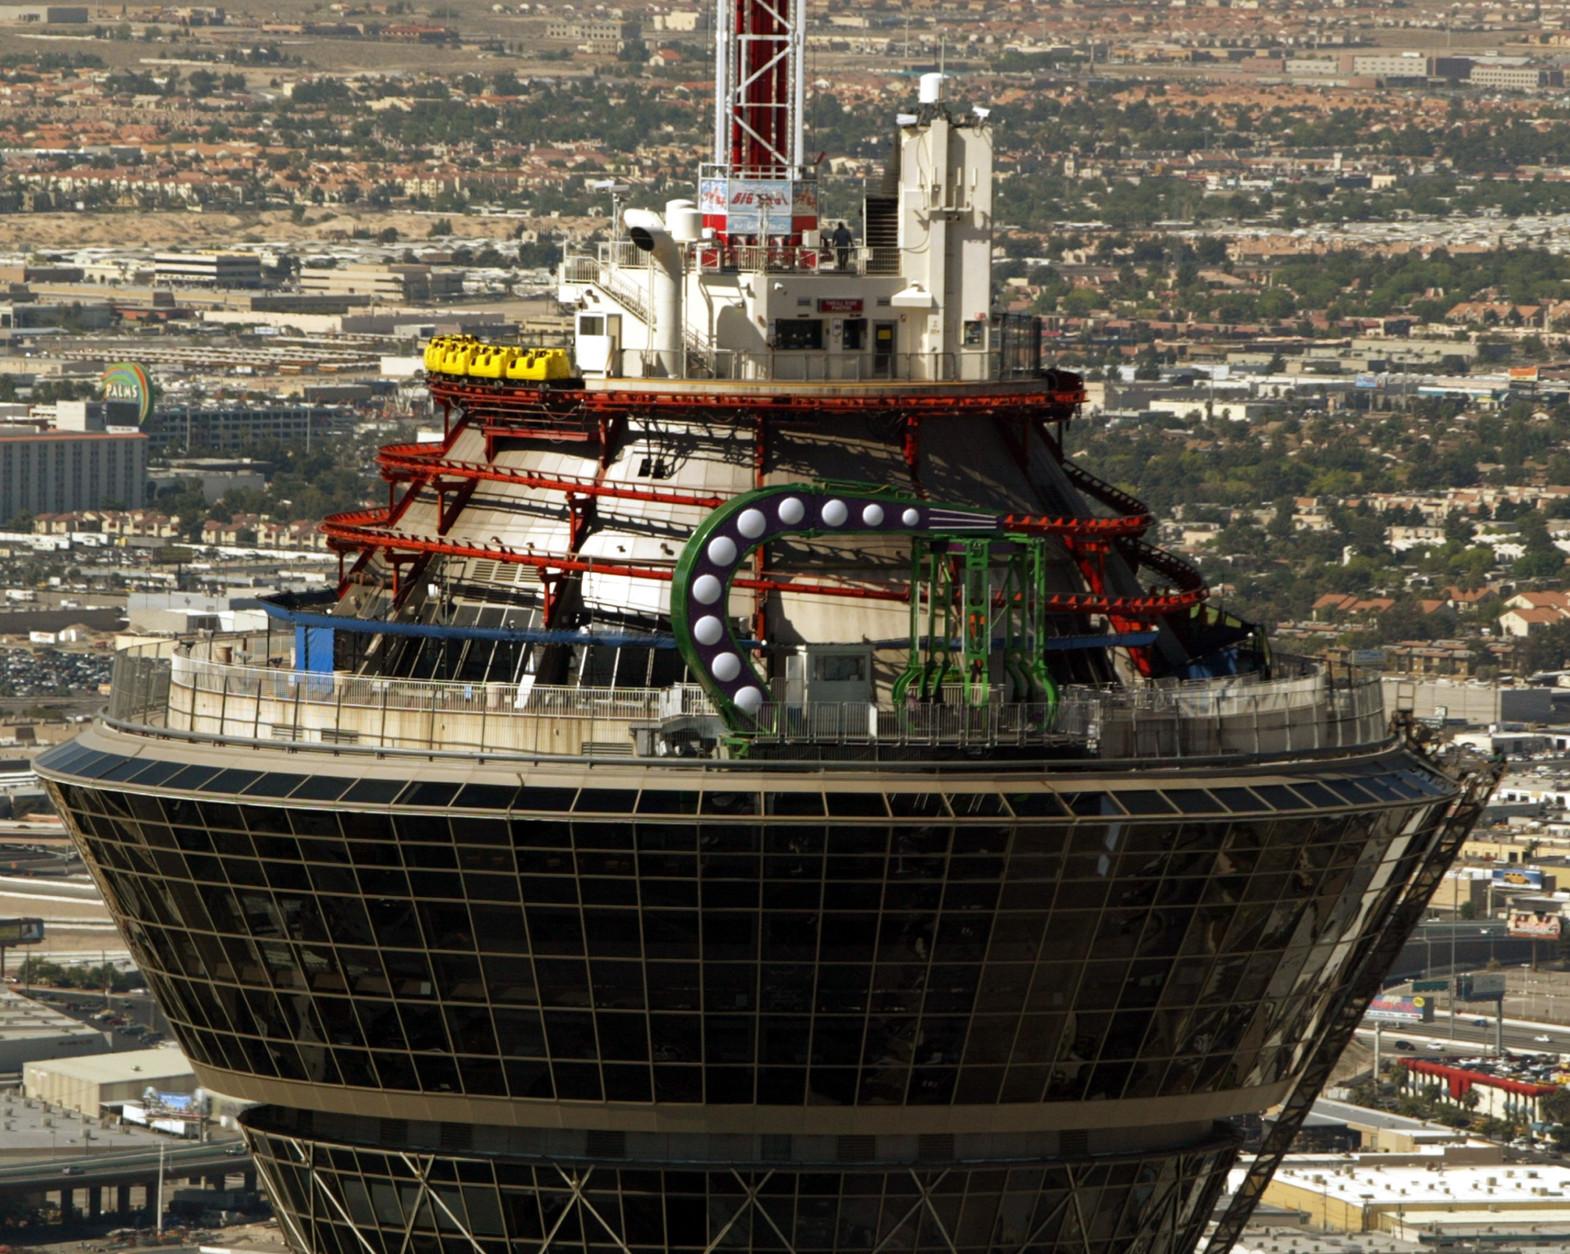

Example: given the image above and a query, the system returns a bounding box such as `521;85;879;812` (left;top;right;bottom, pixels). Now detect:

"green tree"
1522;619;1570;672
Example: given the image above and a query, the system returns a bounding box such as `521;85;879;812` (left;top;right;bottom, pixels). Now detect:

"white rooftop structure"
1255;1152;1570;1234
0;988;108;1074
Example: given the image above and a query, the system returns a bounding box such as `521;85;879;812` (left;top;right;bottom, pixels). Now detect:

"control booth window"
775;319;823;351
579;315;605;336
814;653;866;683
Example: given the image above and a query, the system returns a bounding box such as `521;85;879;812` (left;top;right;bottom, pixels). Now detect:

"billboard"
1493;867;1545;890
1509;911;1563;940
1459;971;1506;1001
1368;994;1433;1023
0;917;44;945
728;179;794;234
101;361;153;425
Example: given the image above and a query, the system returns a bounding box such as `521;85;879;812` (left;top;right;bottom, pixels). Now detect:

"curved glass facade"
45;758;1443;1110
37;735;1465;1253
244;1106;1236;1254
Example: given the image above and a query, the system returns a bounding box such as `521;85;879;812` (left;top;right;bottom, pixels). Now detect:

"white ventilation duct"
624;207;683;377
665;198;702;243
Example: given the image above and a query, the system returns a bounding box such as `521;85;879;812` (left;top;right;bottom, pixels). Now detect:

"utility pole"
1373;1020;1382;1084
156;1139;165;1237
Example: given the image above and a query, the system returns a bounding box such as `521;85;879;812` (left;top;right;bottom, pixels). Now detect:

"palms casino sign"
101;362;153;425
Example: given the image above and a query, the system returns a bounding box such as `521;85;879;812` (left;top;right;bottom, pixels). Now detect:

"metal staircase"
590;259;716;377
862;194;900;275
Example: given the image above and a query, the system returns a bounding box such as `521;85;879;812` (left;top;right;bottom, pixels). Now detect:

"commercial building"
1470;63;1564;91
152;252;263;290
544;16;640;50
22;1046;195;1118
146;457;267;504
1262;1154;1570;1236
1285;57;1340;79
0;5;89;20
143;402;351;452
1349;53;1429;82
1398;1059;1559;1124
0;989;108;1074
300;263;464;303
0;427;148;519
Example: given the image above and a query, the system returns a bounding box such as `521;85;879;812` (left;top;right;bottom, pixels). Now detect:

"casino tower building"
36;11;1494;1253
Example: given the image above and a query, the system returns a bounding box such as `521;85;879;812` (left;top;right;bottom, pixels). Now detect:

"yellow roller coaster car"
422;337;574;382
438;338;481;375
504;348;573;381
423;334;478;374
467;345;518;378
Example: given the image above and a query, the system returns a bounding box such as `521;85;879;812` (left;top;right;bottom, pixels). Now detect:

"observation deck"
104;634;1389;765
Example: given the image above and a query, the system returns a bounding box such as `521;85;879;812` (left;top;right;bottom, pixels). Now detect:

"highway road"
0;1141;248;1191
1354;1015;1570;1056
1386;919;1532;984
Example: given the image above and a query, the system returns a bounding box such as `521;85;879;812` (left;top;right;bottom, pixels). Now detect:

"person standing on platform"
832;221;853;271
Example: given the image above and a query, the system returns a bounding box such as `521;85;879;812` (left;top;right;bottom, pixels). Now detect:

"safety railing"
744;701;1062;750
703;349;997;383
104;638;1391;762
1054;663;1389;759
691;242;853;275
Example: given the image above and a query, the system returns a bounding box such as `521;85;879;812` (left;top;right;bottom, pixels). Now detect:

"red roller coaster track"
325;385;1208;622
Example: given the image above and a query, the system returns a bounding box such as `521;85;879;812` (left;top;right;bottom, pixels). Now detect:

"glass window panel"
342;778;405;804
244;773;309;798
125;759;182;786
65;751;114;779
574;789;640;813
452;784;518;811
41;742;92;773
1166;789;1220;815
206;768;263;794
517;788;579;812
1002;793;1065;817
766;792;824;817
951;793;1006;817
290;775;353;802
402;782;461;808
635;790;699;815
1210;786;1269;813
825;793;889;817
97;757;156;783
1382;774;1425;799
1065;792;1124;817
700;791;760;816
1119;791;1177;816
1289;781;1341;808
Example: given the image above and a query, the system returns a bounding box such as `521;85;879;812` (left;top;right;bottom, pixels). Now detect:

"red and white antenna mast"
704;0;814;243
713;0;803;174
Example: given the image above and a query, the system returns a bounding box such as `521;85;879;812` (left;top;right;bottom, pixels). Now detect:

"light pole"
1451;917;1459;1039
